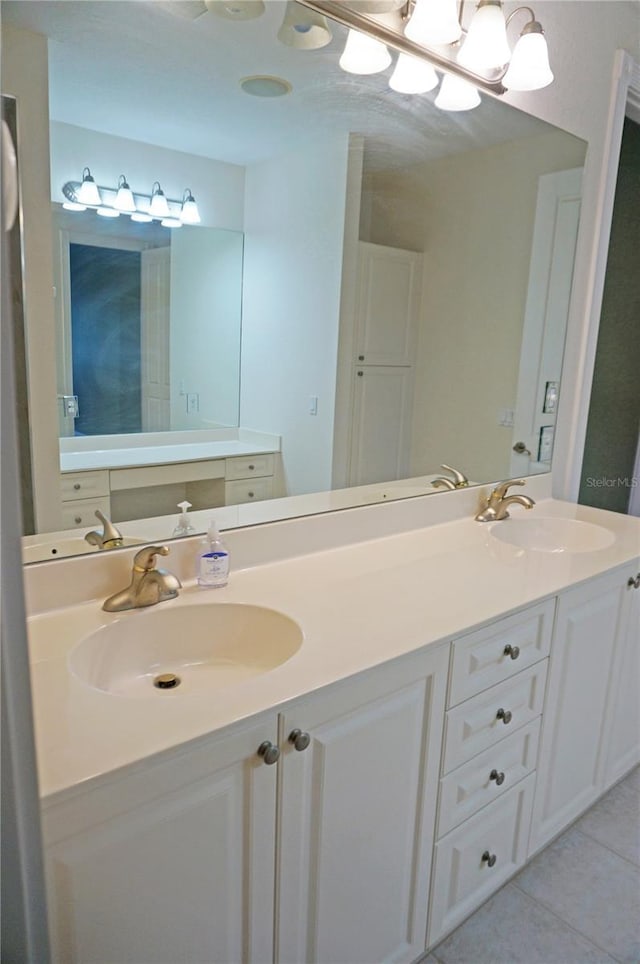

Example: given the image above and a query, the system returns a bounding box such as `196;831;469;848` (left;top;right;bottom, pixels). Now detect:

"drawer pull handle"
73;482;81;490
489;769;505;786
481;850;497;868
496;708;512;724
288;728;311;752
503;644;520;660
257;741;280;765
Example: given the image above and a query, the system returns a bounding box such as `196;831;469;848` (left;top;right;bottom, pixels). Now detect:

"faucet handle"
441;464;469;488
493;479;526;499
133;545;170;571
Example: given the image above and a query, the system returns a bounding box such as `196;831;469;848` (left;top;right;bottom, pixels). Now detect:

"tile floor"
427;766;640;964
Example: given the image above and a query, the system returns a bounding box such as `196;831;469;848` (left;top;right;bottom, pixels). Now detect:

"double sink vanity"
24;477;640;964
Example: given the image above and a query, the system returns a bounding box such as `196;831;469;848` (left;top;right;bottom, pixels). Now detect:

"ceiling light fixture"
339;28;392;74
61;172;204;225
277;1;332;49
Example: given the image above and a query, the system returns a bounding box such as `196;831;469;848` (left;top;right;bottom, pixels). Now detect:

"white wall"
49;121;245;231
498;1;639;498
169;228;243;431
241;134;351;496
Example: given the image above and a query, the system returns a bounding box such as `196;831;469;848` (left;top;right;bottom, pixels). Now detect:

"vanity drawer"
437;719;540;837
110;459;225;491
429;774;535;946
225;454;274;481
443;662;547;774
225;477;274;505
60;497;111;531
60;471;110;502
448;600;554;708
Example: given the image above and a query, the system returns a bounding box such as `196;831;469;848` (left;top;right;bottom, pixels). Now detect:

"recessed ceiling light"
240;75;292;98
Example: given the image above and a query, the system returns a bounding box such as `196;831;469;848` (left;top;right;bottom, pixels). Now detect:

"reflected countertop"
26;497;640;803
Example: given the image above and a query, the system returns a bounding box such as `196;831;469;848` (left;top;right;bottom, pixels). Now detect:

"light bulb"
131;212;153;223
114;174;136;212
77;167;101;206
435;73;481;110
503;25;553;90
161;218;182;228
458;1;511;71
96;207;120;218
149;182;170;219
180;189;201;224
389;54;439;94
405;0;462;46
339;29;391;75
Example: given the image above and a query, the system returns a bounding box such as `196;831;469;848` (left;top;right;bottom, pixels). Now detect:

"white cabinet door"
355;242;422;367
277;647;449;964
529;569;631;854
605;568;640;785
43;717;278;964
349;365;413;485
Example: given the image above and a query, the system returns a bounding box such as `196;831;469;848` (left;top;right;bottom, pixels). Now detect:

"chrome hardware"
288;728;311;752
503;644;520;660
481;850;497;868
496;708;512;724
154;673;181;690
627;574;640;590
85;509;124;550
475;479;535;522
257;741;280;765
513;441;532;456
489;769;505;786
102;545;181;612
432;464;470;491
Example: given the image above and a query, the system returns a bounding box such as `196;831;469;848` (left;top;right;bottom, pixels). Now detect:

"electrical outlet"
186;393;199;414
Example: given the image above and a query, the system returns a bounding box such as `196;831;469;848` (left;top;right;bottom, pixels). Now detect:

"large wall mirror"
2;0;587;563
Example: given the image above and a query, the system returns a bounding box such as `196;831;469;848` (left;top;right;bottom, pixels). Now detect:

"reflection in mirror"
1;0;587;562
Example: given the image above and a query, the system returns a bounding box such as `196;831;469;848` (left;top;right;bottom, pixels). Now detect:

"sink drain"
153;673;181;690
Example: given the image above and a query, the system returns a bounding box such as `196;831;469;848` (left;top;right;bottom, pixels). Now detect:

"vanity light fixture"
389;52;438;93
149;182;170;219
61;172;205;224
457;0;511;71
502;14;553;90
277;1;333;49
434;72;481;110
339;28;392;74
404;0;461;46
180;188;201;224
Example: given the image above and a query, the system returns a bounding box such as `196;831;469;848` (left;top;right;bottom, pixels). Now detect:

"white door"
349;365;414;485
355;242;422;367
44;718;278;964
141;246;171;431
276;647;448;964
511;168;583;475
604;569;640;784
529;569;629;854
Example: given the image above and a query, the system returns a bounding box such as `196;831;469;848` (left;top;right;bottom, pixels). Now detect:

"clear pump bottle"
196;520;229;588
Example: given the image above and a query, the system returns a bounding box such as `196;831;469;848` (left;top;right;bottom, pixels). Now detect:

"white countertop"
27;499;640;802
60;439;277;473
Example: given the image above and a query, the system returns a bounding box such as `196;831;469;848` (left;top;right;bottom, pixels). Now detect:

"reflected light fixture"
149;182;170;218
339;28;392;74
180;188;201;224
457;0;511;70
114;174;136;212
389;52;438;93
96;207;120;218
278;1;332;49
77;167;101;206
131;212;153;223
161;218;183;228
205;0;265;19
405;0;461;46
435;73;482;110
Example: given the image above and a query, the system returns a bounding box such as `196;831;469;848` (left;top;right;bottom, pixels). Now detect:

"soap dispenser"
197;520;229;588
172;501;196;537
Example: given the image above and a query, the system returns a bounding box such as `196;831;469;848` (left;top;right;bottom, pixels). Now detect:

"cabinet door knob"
358;355;365;361
489;769;505;786
247;491;254;498
74;516;82;525
503;644;520;660
496;708;512;724
481;850;497;868
628;574;640;589
257;741;280;765
288;728;311;752
248;464;255;471
73;482;81;490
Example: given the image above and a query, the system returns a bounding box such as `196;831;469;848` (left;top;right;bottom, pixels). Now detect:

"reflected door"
141;246;170;431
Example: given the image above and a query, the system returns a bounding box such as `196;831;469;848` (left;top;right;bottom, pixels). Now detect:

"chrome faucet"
475;479;535;522
85;510;124;550
432;464;469;491
102;545;181;612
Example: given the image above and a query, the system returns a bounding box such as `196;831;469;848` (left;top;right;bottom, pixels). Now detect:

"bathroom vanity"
25;488;639;964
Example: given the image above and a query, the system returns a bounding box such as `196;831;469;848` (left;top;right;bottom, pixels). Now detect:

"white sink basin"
491;518;615;554
23;536;143;564
69;603;303;698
